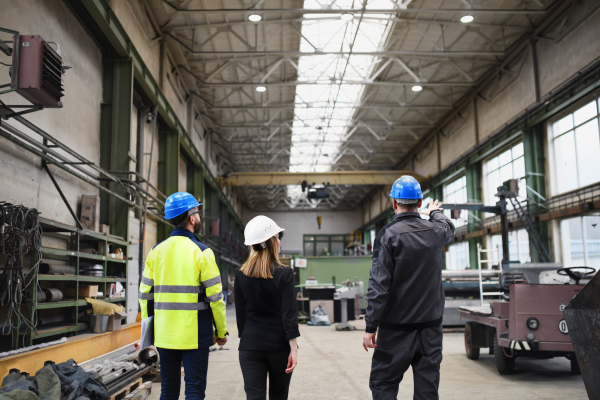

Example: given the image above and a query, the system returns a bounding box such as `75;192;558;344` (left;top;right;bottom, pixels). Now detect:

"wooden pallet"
108;378;143;400
123;381;153;400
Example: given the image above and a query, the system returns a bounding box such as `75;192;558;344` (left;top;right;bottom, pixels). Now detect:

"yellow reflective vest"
139;228;227;349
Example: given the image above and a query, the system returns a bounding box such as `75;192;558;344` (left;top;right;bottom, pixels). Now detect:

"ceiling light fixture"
256;86;267;92
412;85;423;92
341;13;354;21
460;15;474;23
248;14;262;22
386;125;394;131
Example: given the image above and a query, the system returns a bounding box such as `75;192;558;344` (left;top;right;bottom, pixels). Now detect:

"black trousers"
239;350;292;400
369;325;443;400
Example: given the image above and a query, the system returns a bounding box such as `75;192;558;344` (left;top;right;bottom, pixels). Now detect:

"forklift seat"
500;272;530;300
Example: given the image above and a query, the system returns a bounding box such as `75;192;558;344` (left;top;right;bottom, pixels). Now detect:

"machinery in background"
459;267;593;375
296;277;363;329
302;180;330;200
334;284;360;331
444;179;597;374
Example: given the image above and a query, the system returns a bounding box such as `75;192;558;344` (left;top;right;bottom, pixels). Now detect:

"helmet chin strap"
252;242;267;251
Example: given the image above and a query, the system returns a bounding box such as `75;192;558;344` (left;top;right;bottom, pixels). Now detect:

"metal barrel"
138;348;158;366
39;263;76;275
42;288;63;302
36;290;47;303
563;272;600;400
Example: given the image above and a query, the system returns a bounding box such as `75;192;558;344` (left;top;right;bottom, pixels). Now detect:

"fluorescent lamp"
256;86;267;92
248;14;262;22
460;15;474;23
411;85;423;92
341;13;354;21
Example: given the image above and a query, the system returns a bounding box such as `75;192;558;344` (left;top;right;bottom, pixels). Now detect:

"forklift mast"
442;179;552;265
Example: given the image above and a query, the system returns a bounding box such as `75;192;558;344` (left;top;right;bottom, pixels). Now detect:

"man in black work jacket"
363;175;455;400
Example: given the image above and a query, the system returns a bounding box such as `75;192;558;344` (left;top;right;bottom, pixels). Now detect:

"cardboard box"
64;285;98;299
106;310;129;332
80;195;100;232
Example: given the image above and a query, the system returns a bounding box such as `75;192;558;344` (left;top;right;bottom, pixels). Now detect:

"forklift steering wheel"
557;267;596;285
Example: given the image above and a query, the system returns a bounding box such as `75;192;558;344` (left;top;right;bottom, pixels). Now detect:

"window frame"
547;93;600;197
443;175;468;228
481;140;526;215
302;234;348;256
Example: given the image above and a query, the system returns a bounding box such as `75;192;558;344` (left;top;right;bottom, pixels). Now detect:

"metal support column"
466;163;483;269
109;58;134;241
187;166;204;237
523;126;550;262
157;129;179;241
99;56;133;241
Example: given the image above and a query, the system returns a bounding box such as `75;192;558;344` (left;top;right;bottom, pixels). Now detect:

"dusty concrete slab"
147;306;587;399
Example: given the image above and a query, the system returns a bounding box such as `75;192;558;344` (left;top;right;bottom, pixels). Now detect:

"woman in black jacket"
235;216;300;400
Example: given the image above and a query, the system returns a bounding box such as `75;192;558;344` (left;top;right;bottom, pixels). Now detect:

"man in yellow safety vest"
139;192;227;400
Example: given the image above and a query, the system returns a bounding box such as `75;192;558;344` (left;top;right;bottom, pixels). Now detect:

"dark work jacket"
234;264;300;352
365;211;455;333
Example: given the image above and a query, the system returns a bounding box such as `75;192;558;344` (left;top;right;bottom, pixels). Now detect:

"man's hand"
216;337;228;346
420;199;443;216
363;332;377;352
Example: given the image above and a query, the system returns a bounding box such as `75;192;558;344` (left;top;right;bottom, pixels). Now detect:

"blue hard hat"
164;192;202;220
388;175;423;200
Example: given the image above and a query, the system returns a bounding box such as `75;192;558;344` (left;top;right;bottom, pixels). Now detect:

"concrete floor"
147;306;587;399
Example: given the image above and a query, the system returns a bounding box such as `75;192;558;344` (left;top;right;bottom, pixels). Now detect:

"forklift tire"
570;356;581;375
494;334;515;374
465;322;480;360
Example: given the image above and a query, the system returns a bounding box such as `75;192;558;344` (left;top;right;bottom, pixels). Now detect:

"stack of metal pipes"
82;344;159;394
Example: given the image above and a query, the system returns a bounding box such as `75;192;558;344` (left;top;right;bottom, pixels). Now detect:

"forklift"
444;179;595;375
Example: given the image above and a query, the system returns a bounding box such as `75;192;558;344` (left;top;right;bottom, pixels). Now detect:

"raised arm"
420;199;455;245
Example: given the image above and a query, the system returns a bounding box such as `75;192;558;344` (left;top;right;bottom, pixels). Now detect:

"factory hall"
1;0;600;399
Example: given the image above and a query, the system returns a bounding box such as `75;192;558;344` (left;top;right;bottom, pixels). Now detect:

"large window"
490;229;530;264
443;176;467;228
303;234;347;256
552;99;600;193
560;215;600;270
445;242;470;270
484;142;526;209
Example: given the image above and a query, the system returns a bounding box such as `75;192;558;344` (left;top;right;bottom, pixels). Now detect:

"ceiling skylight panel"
286;0;395;203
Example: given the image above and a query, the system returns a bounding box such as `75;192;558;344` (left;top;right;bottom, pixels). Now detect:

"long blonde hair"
240;236;285;279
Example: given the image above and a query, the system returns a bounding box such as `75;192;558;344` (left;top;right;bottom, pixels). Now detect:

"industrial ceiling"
154;0;552;211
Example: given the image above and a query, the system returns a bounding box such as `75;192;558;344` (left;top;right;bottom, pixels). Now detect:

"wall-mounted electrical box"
10;35;64;107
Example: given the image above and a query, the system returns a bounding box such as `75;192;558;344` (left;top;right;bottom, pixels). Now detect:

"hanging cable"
0;202;42;343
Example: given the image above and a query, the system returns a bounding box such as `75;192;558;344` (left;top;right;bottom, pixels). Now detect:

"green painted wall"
295;256;372;286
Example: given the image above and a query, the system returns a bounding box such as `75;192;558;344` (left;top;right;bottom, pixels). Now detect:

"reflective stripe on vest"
202;276;221;288
154;285;203;294
141;276;154;286
154;302;209;311
205;292;223;303
139;292;154;300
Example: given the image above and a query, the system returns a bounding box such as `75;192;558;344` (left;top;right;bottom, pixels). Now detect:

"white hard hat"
244;215;285;246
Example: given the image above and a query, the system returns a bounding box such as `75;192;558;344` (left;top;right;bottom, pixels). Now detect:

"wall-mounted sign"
296;258;307;268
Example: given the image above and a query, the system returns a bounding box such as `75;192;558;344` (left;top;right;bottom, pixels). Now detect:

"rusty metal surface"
510;283;582;342
564;272;600;400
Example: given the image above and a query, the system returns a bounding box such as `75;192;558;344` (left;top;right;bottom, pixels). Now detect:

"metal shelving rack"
23;217;129;343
